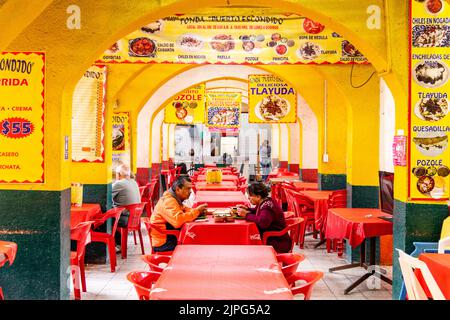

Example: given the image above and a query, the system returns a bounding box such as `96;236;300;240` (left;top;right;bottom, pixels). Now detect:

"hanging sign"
393;135;407;167
205;92;241;128
72;65;107;162
96;10;368;66
248;74;297;123
164;84;206;124
112;112;131;178
408;0;450;200
0;52;45;183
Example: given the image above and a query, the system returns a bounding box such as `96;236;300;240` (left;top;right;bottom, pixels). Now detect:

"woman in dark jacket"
237;182;292;253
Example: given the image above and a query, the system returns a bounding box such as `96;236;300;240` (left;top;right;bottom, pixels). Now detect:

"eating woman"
237;182;292;253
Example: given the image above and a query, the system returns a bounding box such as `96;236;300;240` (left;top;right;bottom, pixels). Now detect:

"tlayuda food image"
257;95;289;121
413;60;448;88
413;134;448;156
297;42;321;60
415;97;448;121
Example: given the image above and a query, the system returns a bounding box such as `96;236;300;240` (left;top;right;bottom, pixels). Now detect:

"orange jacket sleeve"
160;195;200;229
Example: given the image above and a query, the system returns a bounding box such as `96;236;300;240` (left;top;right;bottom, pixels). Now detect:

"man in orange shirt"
150;175;207;252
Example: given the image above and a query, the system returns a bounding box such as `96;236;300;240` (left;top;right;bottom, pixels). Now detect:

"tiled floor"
73;228;393;300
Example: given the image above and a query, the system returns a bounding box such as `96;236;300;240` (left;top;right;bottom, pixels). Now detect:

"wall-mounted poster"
248;74;297;123
164;84;206;124
112;112;130;179
206;92;241;128
95;9;368;66
0;52;45;183
72;65;107;162
408;0;450;201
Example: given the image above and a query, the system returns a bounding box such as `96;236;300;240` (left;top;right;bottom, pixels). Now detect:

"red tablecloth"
179;215;262;245
193;191;251;208
299;190;333;231
70;203;101;228
150;245;293;300
325;208;393;248
194;181;239;191
418;253;450;299
293;182;318;190
0;241;18;268
196;174;239;184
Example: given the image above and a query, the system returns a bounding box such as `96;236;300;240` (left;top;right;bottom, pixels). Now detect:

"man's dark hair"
171;175;191;191
247;182;270;198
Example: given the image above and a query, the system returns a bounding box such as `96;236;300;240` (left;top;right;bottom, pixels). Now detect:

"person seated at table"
236;182;292;253
112;164;141;252
150;176;208;252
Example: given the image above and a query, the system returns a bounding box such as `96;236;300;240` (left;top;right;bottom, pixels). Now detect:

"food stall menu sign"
0;52;45;183
164;84;206;124
112;112;131;178
96;11;367;66
248;74;297;123
205;92;241;128
72;65;106;162
408;0;450;200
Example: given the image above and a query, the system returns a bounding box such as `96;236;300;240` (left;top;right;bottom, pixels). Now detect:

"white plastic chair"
438;236;450;254
396;249;445;300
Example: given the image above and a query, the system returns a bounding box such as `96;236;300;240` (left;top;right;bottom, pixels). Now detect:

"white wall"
379;78;395;173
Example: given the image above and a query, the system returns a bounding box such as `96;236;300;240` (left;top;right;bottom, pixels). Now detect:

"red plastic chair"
286;189;316;248
141;217;179;255
90;207;125;272
276;253;305;279
126;270;162;300
281;181;298;211
118;203;147;259
262;217;304;253
327;189;347;255
138;186;146;198
141;254;171;273
286;271;324;300
0;241;18;300
70;221;94;300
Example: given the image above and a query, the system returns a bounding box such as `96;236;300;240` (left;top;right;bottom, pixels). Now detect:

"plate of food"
129;37;156;57
177;34;204;52
208;107;240;126
175;107;188;120
303;18;325;34
417;175;435;194
341;40;363;57
430;175;446;198
413;132;448;157
414;97;449;121
105;41;122;54
413;60;449;88
112;126;125;151
210;34;235;52
255;95;290;121
141;19;163;34
425;0;444;14
297;42;321;60
412;25;450;47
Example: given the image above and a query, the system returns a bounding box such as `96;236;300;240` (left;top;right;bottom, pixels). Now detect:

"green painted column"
392;200;448;299
0;190;70;300
318;173;347;190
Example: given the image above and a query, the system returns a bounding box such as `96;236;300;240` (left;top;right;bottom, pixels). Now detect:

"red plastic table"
194;181;239;191
179;215;262;245
418;253;450;299
193;191;251;208
326;208;393;294
150;245;293;300
293;182;319;190
70;203;101;228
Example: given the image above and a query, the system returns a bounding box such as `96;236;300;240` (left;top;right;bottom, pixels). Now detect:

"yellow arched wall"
0;0;409;203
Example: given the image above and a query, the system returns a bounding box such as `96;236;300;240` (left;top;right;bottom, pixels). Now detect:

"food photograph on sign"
112;124;125;151
412;164;450;198
164;84;206;124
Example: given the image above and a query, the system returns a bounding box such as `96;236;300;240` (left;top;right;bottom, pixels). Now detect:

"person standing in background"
259;139;272;181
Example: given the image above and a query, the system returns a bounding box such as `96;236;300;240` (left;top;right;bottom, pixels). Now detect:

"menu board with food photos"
248;74;297;123
0;52;45;183
72;65;106;162
409;0;450;200
112;112;131;180
95;10;367;66
205;92;241;128
164;84;206;124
